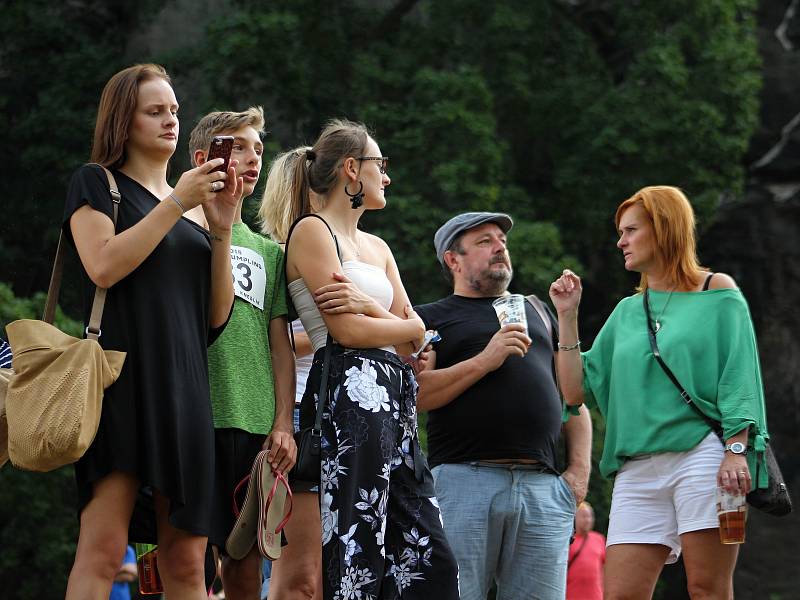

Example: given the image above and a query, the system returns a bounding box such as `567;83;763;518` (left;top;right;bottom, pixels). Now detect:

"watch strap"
725;442;747;455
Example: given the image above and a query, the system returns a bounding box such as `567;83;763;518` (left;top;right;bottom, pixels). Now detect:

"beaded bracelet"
558;340;581;351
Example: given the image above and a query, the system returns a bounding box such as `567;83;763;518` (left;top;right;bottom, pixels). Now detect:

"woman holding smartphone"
284;120;459;599
63;63;241;600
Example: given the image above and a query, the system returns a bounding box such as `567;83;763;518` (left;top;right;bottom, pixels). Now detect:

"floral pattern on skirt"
301;346;459;600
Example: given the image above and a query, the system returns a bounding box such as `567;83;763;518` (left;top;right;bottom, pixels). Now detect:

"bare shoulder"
287;216;337;266
362;230;390;252
707;272;738;290
361;230;394;263
291;215;334;246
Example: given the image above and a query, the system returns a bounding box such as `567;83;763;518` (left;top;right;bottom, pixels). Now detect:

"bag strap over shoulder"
44;165;121;341
568;533;589;568
642;289;724;439
283;212;339;327
525;294;553;341
284;213;342;433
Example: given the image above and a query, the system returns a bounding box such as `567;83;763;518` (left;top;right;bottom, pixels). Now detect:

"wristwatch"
724;442;747;455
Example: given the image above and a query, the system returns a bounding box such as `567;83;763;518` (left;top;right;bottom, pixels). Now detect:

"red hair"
615;186;705;291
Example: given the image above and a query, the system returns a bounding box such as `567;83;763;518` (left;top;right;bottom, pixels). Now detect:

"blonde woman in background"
258;147;322;600
259;147;390;599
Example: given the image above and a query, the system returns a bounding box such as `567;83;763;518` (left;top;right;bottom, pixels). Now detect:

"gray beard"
468;266;512;296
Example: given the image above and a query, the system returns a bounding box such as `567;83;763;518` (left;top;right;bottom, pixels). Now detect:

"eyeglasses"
357;156;389;174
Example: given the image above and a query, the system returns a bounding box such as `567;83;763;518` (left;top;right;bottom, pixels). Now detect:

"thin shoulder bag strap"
643;289;723;439
702;272;715;291
525;294;553;340
283;213;339;351
284;214;341;433
44;165;121;343
568;534;590;568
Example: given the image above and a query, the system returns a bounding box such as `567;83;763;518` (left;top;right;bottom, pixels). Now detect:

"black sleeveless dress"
63;164;221;540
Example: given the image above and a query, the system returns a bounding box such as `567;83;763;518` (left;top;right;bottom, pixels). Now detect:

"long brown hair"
90;64;171;169
615;186;705;291
289;119;370;225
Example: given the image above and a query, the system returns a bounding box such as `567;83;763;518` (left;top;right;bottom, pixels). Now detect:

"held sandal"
256;453;293;560
224;452;262;559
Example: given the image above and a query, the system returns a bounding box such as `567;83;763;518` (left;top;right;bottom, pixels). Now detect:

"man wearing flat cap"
414;212;592;600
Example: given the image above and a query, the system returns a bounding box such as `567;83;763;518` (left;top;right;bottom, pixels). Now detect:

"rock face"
697;1;800;598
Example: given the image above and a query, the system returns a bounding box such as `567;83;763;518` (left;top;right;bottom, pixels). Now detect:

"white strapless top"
288;260;395;353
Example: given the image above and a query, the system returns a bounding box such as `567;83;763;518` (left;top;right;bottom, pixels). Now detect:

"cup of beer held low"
716;486;746;544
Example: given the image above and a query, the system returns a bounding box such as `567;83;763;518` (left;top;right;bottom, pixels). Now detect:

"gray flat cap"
434;212;513;265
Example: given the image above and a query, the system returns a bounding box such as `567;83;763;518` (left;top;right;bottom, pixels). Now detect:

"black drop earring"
345;181;364;209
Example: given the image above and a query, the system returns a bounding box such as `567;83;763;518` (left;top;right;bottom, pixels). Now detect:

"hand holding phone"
207;135;234;177
412;330;441;358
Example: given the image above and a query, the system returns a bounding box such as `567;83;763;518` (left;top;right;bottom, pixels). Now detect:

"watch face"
728;442;746;454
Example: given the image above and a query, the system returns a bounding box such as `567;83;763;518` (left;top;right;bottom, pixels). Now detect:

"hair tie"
305;149;316;161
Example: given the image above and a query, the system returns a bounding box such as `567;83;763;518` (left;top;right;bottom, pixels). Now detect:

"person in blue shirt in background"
109;545;136;600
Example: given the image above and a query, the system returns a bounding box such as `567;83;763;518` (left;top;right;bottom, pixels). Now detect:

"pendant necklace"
350;233;362;259
333;227;362;259
652;287;676;334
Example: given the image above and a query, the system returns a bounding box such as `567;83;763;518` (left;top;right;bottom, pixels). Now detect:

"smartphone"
412;330;441;358
207;135;234;174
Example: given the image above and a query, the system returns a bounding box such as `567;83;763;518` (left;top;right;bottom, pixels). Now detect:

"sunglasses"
357;156;389;174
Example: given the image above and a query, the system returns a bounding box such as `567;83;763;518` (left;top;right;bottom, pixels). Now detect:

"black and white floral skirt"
300;345;460;600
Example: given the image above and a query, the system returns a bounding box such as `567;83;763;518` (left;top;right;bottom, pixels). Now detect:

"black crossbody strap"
568;534;589;568
643;289;724;439
284;213;341;432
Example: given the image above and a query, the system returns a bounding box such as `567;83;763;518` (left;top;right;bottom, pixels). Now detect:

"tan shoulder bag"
2;165;126;471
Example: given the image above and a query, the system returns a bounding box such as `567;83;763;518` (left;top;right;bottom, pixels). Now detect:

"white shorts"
607;432;723;564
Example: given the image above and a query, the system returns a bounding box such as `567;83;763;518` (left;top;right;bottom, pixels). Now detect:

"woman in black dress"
63;64;241;600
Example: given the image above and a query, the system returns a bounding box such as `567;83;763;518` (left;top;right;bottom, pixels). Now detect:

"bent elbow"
331;326;358;348
86;266;118;290
327;318;377;348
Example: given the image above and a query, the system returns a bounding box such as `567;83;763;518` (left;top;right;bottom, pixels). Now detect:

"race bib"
230;245;267;310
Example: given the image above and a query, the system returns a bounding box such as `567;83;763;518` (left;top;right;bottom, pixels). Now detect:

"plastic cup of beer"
492;294;528;331
716;486;746;544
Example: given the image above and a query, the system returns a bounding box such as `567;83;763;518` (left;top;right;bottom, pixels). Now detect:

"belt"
469;461;553;474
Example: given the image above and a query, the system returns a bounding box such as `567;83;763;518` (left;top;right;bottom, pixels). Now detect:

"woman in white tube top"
283;120;459;600
258;146;322;600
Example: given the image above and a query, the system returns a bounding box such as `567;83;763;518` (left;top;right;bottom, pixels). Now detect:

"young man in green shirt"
189;107;296;600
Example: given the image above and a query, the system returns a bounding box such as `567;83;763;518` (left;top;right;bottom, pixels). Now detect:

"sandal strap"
261;469;294;534
231;473;251;517
274;472;293;533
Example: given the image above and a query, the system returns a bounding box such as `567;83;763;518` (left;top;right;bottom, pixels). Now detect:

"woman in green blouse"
550;186;768;599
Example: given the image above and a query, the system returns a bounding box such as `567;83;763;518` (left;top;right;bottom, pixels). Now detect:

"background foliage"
0;0;762;598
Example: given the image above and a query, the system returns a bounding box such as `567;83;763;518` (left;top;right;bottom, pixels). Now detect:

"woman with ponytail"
283;120;459;599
